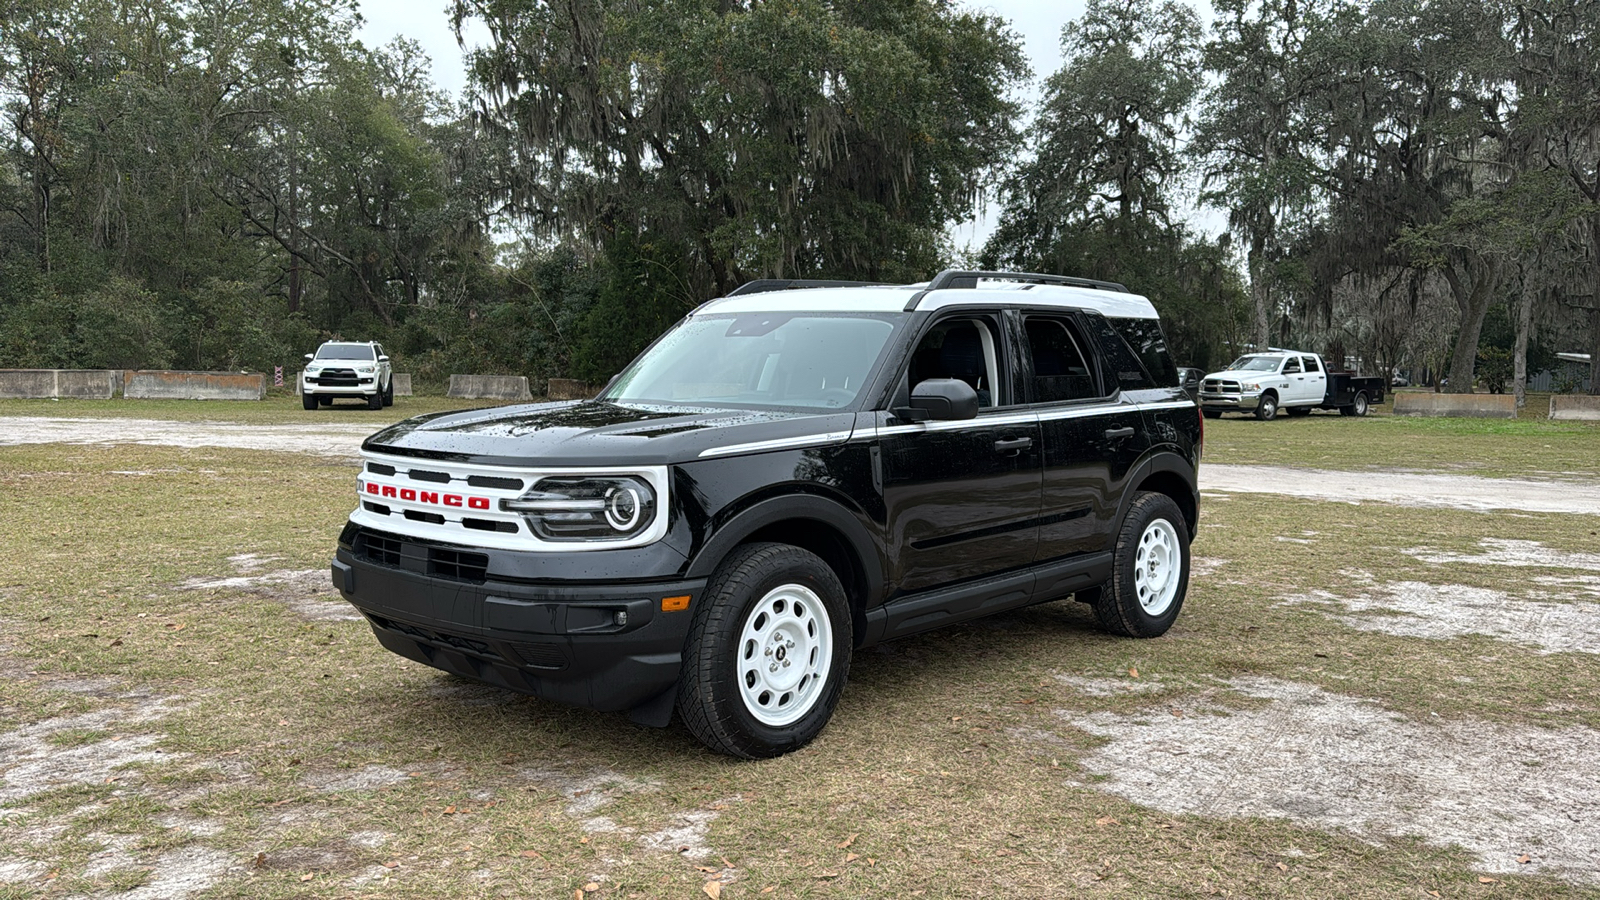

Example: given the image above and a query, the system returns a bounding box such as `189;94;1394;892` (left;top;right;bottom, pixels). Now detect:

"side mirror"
378;355;390;363
303;353;314;362
896;378;979;422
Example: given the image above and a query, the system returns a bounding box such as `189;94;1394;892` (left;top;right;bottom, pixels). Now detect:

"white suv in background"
302;341;393;410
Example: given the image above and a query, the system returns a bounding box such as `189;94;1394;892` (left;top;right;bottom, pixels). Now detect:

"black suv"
333;271;1202;758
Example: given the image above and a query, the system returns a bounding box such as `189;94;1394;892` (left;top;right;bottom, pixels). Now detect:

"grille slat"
429;547;489;583
407;469;452;484
468;475;524;491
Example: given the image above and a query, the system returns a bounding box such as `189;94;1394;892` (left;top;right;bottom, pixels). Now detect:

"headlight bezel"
498;467;671;547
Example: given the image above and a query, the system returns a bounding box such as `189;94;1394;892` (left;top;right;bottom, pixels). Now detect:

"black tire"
1093;492;1190;638
1340;392;1369;417
301;392;317;411
367;390;383;410
677;543;852;759
318;395;332;407
382;378;394;407
1254;392;1278;420
1202;410;1221;419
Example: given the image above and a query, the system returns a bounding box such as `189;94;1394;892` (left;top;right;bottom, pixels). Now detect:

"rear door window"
1023;316;1103;403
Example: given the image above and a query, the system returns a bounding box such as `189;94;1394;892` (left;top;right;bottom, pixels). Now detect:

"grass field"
2;402;1600;898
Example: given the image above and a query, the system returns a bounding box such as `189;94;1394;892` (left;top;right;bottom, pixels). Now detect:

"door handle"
993;436;1033;453
1104;427;1135;440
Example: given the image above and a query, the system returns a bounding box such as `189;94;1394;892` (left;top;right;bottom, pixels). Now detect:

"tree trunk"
1512;278;1532;409
1442;259;1494;394
1248;236;1270;350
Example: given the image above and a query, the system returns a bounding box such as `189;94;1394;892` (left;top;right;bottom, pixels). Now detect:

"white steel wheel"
737;583;834;726
1095;491;1190;638
1132;518;1181;616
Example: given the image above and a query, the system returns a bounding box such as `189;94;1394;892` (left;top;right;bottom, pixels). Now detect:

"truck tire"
1341;392;1369;417
367;391;384;410
1254;392;1278;421
382;378;394;407
677;543;852;759
1094;491;1189;638
302;392;317;411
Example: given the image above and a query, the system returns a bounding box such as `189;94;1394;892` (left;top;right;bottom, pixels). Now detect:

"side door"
876;311;1043;596
1025;310;1148;565
1279;355;1312;404
1301;354;1328;404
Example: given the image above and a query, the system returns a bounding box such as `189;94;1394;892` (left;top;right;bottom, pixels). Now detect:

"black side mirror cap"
903;378;979;421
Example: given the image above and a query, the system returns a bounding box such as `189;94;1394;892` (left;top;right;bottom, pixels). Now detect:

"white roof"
697;282;1160;319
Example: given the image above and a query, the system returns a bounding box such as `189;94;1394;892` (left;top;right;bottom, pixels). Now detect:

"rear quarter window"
1103;317;1178;390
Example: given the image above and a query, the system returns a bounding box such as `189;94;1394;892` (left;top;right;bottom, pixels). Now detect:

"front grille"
317;368;360;387
358;531;403;566
429;547;488;583
1202;379;1241;393
371;615;499;659
468;475;524;491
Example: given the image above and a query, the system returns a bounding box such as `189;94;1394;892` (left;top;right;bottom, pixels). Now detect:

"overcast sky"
354;1;1226;252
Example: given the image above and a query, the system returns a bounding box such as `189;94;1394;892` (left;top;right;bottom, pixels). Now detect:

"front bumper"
333;526;705;718
303;375;378;396
1199;392;1261;411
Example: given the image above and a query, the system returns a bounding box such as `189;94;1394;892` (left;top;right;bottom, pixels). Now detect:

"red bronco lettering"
364;481;490;511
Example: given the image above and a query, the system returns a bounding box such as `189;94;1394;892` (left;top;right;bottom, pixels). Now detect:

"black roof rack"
924;269;1129;294
726;279;891;296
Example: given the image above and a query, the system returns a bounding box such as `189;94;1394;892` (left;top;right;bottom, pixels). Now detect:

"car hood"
362;400;858;467
1204;369;1279;382
310;358;377;366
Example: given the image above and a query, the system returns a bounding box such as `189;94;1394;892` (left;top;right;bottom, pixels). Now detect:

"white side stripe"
698;430;855;458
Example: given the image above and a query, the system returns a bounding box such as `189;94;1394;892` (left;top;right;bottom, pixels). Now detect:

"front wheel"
1094;492;1190;638
301;392;317;411
382;378;394;407
677;543;852;759
1254;393;1278;420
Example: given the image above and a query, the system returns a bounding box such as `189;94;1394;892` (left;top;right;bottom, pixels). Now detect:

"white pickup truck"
1198;350;1385;420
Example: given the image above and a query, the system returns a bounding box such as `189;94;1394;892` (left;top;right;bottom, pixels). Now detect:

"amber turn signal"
661;595;691;612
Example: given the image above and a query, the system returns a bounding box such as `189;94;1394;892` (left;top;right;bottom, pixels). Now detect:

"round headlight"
605;486;641;531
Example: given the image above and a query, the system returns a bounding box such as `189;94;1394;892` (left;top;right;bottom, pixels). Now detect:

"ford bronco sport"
332;270;1202;758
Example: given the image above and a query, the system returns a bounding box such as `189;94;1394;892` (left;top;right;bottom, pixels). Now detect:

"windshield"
316;343;375;361
603;313;899;410
1227;356;1281;372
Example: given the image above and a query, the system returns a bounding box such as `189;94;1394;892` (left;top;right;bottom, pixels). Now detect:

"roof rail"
726;278;891;296
923;269;1129;294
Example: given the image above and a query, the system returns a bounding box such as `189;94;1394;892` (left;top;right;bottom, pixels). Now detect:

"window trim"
1015;310;1115;407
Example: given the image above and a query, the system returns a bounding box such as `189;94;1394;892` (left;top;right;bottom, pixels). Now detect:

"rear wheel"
1094;492;1189;638
677;543;852;758
301;392;317;411
1254;393;1278;420
1340;392;1370;417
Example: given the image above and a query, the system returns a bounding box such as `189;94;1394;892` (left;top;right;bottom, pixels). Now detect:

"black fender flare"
1113;450;1200;539
685;493;887;609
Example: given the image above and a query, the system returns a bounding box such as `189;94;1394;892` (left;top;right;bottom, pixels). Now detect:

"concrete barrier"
125;371;266;401
546;378;592;400
1550;394;1600;421
448;374;532;401
1392;391;1517;418
0;369;117;400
